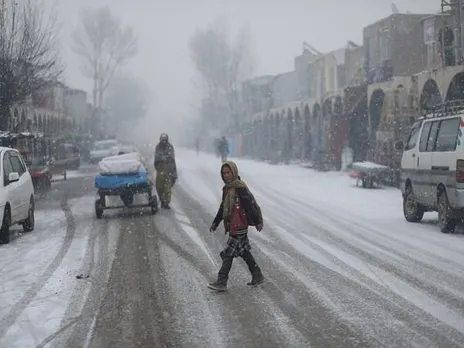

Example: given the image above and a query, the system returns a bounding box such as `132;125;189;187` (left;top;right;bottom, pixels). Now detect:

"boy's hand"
256;223;263;232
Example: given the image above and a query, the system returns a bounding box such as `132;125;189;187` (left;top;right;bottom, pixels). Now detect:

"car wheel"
403;186;424;223
0;207;11;244
438;191;457;233
23;198;35;232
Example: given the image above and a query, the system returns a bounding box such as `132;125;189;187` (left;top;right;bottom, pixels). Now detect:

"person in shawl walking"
208;160;264;292
154;133;177;209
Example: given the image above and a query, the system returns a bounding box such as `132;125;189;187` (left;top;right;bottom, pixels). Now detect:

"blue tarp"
94;168;150;190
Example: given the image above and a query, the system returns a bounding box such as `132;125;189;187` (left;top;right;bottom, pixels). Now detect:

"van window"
419;122;432;152
405;122;421;151
435;118;460;152
427;121;440;151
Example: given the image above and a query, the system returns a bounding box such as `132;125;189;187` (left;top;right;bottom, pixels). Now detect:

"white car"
89;139;119;163
398;101;464;233
0;147;35;244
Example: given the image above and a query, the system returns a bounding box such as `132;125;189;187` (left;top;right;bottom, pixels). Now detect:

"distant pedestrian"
218;136;229;163
208;161;264;292
154;133;177;209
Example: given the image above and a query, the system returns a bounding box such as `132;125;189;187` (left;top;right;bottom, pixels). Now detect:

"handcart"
349;161;390;188
94;153;158;218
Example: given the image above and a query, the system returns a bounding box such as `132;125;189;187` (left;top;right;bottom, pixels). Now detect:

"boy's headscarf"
221;161;251;221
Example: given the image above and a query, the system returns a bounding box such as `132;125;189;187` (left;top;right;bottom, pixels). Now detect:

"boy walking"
208;161;264;292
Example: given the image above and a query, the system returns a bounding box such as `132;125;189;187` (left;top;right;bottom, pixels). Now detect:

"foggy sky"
49;0;438;141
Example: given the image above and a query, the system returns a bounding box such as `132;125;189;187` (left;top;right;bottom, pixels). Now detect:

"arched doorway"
446;72;464;101
312;103;321;152
303;105;311;160
286;109;293;161
38;115;43;133
11;108;19;132
369;89;385;141
294;107;303;160
349;95;369;161
420;79;442;111
322;98;333;153
20;109;27;131
33;113;38;132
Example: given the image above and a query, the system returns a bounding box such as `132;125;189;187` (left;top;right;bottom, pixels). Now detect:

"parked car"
397;100;464;233
89;139;119;163
0;147;35;244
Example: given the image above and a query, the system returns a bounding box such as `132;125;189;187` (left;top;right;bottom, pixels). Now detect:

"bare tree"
72;6;137;109
0;0;62;130
106;72;150;136
188;20;253;130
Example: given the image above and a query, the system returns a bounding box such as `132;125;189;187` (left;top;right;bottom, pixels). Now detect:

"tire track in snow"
86;213;161;348
260;184;464;292
57;216;111;348
173;185;374;347
151;206;272;347
0;195;76;340
245;177;464;346
259;179;464;271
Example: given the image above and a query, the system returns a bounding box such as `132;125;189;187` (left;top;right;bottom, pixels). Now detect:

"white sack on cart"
98;158;143;175
101;152;142;162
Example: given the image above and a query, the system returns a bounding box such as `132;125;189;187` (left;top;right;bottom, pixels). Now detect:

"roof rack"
421;99;464;119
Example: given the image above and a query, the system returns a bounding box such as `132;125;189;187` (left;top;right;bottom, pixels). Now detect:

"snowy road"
1;150;464;347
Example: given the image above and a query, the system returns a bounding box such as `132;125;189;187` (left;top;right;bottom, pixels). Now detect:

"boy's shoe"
247;275;264;286
207;281;227;292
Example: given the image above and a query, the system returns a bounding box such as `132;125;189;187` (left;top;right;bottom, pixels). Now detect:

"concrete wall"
364;14;431;81
270;71;301;108
345;46;365;87
391;14;428;76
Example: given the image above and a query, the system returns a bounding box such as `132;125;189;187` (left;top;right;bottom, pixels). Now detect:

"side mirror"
394;141;404;150
8;172;20;183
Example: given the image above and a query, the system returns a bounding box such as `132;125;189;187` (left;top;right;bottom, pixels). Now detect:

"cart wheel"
149;195;158;215
95;199;104;219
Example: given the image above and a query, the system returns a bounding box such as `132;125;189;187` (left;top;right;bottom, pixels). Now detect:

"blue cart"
94;167;158;218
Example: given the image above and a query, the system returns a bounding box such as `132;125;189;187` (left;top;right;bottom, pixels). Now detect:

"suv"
0;147;35;244
398;101;464;233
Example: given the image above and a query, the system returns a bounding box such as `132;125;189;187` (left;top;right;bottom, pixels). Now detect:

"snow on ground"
176;148;464;341
0;195;115;348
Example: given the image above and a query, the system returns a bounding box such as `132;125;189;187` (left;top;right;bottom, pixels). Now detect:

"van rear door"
416;120;435;206
430;117;461;204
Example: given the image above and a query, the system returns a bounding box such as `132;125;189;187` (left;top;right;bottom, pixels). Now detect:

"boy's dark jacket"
213;186;263;230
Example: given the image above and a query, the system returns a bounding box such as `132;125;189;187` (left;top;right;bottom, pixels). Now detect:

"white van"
398;102;464;233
